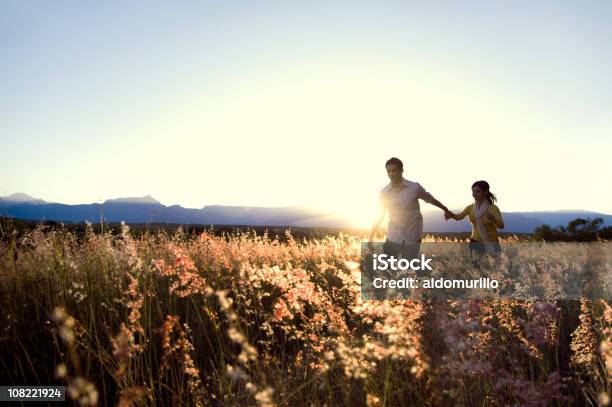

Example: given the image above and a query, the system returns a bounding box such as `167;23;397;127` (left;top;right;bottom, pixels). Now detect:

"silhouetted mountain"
0;193;47;205
1;193;610;233
198;205;332;226
422;210;612;233
104;195;161;205
422;211;548;233
516;210;612;228
0;194;351;227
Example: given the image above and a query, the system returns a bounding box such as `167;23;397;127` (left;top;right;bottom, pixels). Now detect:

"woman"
445;180;504;256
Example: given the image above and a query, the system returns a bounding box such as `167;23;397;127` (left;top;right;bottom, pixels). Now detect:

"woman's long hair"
472;180;497;205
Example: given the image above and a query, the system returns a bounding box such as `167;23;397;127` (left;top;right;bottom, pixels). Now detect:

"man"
368;157;452;260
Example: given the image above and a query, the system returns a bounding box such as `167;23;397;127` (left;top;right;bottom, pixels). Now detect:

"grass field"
0;222;610;406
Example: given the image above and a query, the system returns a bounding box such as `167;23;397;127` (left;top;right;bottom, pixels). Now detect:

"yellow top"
454;203;504;242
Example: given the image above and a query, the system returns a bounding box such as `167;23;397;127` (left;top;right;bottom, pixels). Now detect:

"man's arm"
427;197;450;213
368;206;386;243
368;194;386;249
417;184;451;214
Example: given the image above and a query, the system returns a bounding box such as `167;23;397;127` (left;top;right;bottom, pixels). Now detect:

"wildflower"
254;387;275;407
153;244;212;298
225;364;248;381
272;299;293;321
245;382;257;394
67;377;99;406
366;394;381;406
55;363;67;379
52;307;76;345
571;300;596;369
111;324;134;378
159;315;205;405
525;302;559;346
117;386;147;407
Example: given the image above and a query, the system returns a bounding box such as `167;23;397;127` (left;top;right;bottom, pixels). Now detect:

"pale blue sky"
2;1;611;224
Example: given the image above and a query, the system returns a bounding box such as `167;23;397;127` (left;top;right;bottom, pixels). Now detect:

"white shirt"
379;178;435;243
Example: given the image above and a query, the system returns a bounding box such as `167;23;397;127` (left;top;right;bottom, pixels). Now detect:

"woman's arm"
450;205;470;221
485;205;504;229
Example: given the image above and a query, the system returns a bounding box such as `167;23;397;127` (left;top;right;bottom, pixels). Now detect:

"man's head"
385;157;403;183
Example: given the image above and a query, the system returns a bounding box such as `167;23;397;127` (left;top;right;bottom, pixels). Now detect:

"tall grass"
0;223;610;406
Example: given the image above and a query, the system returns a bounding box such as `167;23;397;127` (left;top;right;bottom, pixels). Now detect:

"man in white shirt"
368;157;452;261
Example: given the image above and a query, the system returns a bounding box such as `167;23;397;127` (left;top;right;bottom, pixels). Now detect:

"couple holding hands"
369;157;505;257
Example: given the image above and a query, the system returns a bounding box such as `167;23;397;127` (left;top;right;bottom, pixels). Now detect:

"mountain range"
1;193;611;233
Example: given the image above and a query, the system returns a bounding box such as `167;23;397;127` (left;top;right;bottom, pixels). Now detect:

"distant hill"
0;194;351;228
422;211;542;233
514;210;612;227
1;193;610;233
422;210;612;233
104;195;161;205
0;193;47;205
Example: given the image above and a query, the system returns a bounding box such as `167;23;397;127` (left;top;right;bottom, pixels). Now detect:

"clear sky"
1;1;611;226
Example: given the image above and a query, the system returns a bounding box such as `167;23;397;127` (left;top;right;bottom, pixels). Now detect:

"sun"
313;199;381;230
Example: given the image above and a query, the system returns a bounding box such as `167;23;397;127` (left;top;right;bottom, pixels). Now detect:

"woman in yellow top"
445;180;504;256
